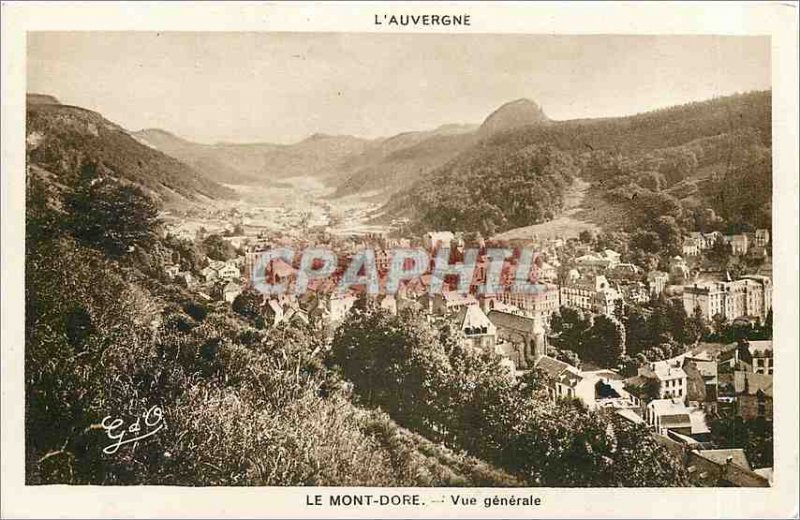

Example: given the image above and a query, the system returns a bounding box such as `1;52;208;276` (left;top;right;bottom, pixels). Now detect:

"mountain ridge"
379;90;772;237
478;98;550;136
26;97;236;206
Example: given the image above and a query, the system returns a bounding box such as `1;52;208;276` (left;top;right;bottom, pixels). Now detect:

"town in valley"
24;33;775;488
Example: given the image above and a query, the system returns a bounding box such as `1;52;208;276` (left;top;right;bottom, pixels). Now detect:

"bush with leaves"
64;163;159;258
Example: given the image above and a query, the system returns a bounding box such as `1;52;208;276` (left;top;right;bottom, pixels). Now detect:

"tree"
442;344;522;456
582;315;626;368
232;289;265;328
686;305;710;343
623;308;651;356
65;165;159;258
163;234;205;273
330;303;450;433
606;417;689;486
663;299;691;344
202;234;236;261
630;230;662;254
758;309;774;340
578;229;596;245
710;313;729;338
710;416;773;469
550;306;591;353
631;190;682;224
564;349;582;367
619;355;638;377
707;236;732;265
595;231;630;257
648;297;676;345
651;216;683;257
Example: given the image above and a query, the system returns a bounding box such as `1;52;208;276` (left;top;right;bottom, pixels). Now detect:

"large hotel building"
682;275;772;321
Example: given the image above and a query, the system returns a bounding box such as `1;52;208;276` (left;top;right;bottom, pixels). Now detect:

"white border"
2;2;798;518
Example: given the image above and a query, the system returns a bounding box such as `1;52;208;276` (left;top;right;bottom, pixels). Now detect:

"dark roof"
624;375;651;388
487;310;540;334
696;449;751;471
734;371;773;397
535;355;571;379
660;414;692;428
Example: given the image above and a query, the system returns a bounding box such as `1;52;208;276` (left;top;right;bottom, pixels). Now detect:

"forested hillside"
26;96;235;205
382;91;772;238
383;142;578;235
333;128;477;197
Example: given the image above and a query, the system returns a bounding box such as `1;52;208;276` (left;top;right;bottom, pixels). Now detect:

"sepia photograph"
2;2;799;518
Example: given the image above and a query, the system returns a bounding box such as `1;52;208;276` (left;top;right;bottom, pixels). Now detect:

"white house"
327;294;357;323
726;234;749;256
647;270;669;296
602;249;622;267
200;265;218;282
221;281;242;303
639;360;688;401
754;229;770;247
682;238;700;256
379;294;398;315
535;357;638;411
217;263;240;281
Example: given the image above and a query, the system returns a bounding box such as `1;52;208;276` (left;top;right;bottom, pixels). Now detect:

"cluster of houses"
166;222;771;334
160;222;774;487
165;257;244;304
531;346;770;486
617;339;774;486
681;229;770;257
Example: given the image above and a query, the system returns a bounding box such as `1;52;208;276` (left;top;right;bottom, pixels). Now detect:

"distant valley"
28;91;772;243
130;98;553;201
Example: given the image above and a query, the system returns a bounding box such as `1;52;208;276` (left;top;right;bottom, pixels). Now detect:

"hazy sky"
27;32;770;144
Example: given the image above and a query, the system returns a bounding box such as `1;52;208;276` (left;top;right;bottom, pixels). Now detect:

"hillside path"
492;177;598;241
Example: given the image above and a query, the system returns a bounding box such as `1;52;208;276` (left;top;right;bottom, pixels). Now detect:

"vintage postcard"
1;1;798;518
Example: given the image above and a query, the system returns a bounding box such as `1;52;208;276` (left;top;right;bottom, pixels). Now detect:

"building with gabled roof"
686;448;769;487
747;340;773;375
535;357;638;411
488;310;547;369
453;305;497;352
